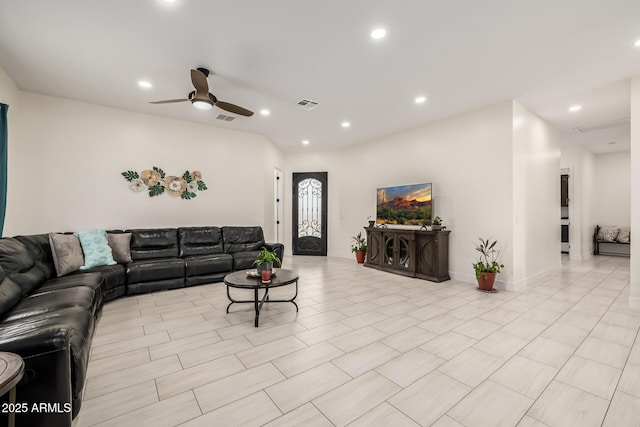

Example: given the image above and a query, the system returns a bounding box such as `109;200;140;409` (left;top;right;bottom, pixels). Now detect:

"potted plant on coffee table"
351;231;367;264
472;237;504;292
254;246;282;274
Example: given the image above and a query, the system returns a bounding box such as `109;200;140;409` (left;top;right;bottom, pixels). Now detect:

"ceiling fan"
149;68;254;117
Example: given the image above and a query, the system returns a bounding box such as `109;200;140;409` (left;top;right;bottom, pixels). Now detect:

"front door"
292;172;327;256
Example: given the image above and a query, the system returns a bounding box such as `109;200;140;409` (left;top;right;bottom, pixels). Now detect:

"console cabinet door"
383;231;414;275
416;231;450;282
365;228;382;266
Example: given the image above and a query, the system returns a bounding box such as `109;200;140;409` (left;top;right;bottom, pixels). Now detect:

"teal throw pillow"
75;229;117;270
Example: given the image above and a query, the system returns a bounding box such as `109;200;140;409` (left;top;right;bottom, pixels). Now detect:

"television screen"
376;182;432;225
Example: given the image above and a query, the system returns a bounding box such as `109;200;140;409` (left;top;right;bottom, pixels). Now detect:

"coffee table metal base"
226;282;298;327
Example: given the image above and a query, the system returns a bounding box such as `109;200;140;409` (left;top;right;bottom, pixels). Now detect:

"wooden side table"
0;352;25;427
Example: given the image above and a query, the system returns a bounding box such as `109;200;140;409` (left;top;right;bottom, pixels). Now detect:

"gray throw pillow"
48;233;84;277
107;232;132;264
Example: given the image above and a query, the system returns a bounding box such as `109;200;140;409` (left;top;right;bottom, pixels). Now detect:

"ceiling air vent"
573;118;630;134
297;99;319;110
216;114;235;122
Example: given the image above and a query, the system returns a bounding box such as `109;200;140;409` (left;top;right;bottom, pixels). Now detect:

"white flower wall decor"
122;167;207;200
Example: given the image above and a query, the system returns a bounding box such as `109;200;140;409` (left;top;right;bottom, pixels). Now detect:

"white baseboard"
449;272;512;291
451;264;561;292
630;296;640;310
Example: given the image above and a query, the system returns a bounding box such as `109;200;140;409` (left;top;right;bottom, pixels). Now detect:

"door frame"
292;172;328;256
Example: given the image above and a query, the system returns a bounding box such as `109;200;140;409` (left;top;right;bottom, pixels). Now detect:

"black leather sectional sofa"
0;226;282;427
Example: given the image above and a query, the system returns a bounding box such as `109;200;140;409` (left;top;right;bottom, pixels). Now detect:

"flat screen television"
376;182;432;226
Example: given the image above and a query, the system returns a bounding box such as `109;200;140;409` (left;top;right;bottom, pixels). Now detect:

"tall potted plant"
254;246;282;274
472;237;504;291
351;232;367;264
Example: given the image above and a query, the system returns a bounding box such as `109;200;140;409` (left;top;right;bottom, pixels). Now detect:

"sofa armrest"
0;325;72;427
0;323;71;358
263;243;284;266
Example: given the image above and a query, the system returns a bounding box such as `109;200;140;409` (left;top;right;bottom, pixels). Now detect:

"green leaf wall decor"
122;167;207;200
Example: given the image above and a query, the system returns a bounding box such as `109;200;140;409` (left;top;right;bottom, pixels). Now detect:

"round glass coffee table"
224;268;298;327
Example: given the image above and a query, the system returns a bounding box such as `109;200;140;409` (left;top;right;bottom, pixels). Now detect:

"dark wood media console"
364;227;450;282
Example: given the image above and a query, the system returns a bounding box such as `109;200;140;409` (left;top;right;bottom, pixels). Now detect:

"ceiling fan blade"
149;99;189;104
190;69;209;95
216;101;254;117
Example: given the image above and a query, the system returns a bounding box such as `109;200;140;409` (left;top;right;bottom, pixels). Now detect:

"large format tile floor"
74;255;640;427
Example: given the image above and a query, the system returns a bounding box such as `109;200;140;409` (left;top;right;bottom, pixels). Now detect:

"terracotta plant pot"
355;250;366;264
477;271;497;291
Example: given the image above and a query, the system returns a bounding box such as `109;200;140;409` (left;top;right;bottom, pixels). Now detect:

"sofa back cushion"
128;228;179;260
222;226;265;254
0;238;46;295
0;265;22;316
14;234;56;280
178;227;224;257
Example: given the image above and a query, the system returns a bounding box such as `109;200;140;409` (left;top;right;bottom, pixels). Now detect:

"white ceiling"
1;0;639;153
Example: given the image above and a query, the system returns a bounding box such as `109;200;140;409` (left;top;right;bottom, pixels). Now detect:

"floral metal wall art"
122;167;207;200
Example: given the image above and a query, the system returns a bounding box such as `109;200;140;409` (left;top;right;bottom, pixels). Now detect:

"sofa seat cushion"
1;286;99;322
126;258;185;283
232;251;261;270
184;254;233;277
35;272;104;312
69;264;125;292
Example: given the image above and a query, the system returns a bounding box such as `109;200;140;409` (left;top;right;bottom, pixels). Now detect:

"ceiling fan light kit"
149;68;253;117
192;100;213;110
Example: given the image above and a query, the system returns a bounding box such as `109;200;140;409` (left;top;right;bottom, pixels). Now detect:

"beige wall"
287;101;521;285
630;75;640;309
593;151;631;227
512;101;562;287
561;145;596;261
2;89;284;238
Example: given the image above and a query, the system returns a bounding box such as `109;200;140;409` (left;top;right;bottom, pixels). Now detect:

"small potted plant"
351;231;367;264
432;216;443;231
472;237;504;291
254;246;282;274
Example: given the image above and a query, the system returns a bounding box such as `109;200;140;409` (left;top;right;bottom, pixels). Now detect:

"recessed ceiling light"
341;121;351;128
635;39;640;47
415;96;427;104
302;140;310;145
568;105;582;112
138;80;152;89
371;28;386;40
260;109;270;116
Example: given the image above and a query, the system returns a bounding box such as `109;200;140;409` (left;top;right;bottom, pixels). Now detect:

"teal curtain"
0;103;7;236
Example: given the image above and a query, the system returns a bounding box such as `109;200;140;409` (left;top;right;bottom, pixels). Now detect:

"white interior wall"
286;102;516;284
593;151;631;227
512;101;562;287
630;75;640;309
3;90;284;237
